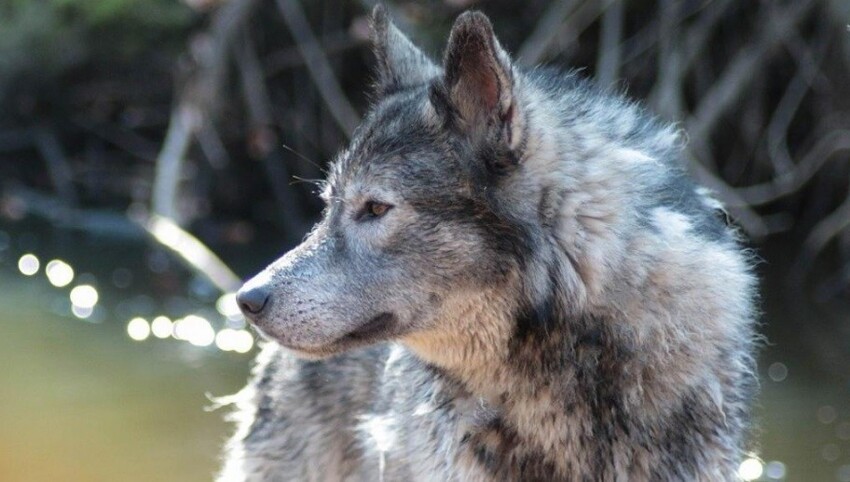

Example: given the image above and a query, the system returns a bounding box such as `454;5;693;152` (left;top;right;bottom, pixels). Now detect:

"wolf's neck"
401;282;565;401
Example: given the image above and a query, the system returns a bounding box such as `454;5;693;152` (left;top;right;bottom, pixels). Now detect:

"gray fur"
221;7;758;481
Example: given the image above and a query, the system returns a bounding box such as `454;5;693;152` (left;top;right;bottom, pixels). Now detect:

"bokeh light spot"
150;316;173;339
822;443;840;461
818;405;837;424
71;304;94;319
837;464;850;482
215;328;254;353
127;318;150;341
18;253;40;276
232;330;254;353
767;362;787;382
738;458;763;481
45;259;74;287
216;293;242;320
173;315;215;347
69;285;99;309
111;268;133;289
764;460;786;480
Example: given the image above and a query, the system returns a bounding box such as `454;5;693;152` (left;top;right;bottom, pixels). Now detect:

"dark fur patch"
465;417;563;481
341;312;398;343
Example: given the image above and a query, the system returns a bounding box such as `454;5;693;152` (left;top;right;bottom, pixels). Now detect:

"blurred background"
1;0;849;480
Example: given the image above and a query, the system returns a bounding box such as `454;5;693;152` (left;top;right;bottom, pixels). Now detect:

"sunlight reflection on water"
17;253;39;275
45;259;74;287
739;457;763;481
6;238;255;356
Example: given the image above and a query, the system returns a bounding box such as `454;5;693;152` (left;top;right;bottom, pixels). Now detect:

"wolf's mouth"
271;312;399;357
338;312;398;343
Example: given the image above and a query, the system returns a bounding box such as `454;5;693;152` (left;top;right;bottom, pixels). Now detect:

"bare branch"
150;0;260;222
686;0;816;144
4;184;141;238
235;29;277;157
196;121;230;169
264;31;365;76
596;0;624;87
680;0;734;72
736;130;850;206
791;179;850;285
142;214;243;293
275;0;360;137
649;0;684;119
33;126;78;206
763;27;832;173
518;0;581;64
71;117;159;163
151;106;196;220
685;153;770;239
519;0;615;65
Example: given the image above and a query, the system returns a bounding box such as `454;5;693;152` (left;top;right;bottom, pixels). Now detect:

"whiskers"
281;143;327;175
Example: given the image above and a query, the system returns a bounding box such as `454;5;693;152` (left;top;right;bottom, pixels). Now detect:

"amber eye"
363;201;392;219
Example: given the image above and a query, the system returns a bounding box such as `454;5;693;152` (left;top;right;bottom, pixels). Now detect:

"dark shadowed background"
1;0;849;480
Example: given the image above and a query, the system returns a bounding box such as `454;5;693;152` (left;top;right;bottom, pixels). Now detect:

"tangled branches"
2;0;849;300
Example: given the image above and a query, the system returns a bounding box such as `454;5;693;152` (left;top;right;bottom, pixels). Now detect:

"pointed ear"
371;5;439;96
442;11;515;130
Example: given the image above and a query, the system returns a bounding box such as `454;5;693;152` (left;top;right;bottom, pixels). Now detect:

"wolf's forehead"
329;91;448;189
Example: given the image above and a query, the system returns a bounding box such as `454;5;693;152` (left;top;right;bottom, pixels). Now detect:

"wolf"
219;6;758;481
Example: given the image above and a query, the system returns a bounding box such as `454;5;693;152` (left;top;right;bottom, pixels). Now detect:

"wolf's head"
236;7;544;358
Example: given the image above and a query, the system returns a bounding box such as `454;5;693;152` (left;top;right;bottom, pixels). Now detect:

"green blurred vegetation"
0;0;195;98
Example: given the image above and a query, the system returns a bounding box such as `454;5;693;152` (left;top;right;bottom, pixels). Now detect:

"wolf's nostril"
237;287;270;316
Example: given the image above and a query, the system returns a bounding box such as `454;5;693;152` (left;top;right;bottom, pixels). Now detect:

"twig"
649;0;684;119
71;117;160;163
680;0;734;72
4;184;142;239
264;31;365;76
150;0;260;221
142;214;243;293
736;130;850;206
235;28;277;156
686;0;816;144
196;121;230;169
685;154;770;239
620;19;659;65
596;0;624;88
791;179;850;285
275;0;360;137
763;27;831;174
234;28;311;236
517;0;582;65
151;106;197;220
33;126;78;206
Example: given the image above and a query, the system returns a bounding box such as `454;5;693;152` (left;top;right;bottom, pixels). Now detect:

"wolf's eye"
361;200;392;220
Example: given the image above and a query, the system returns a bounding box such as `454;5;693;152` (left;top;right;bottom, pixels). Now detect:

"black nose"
237;286;270;316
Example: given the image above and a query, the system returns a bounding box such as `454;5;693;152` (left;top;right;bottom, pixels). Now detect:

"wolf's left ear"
371;5;439;96
442;12;516;137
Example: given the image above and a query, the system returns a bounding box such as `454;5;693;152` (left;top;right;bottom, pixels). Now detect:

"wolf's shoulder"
522;67;732;244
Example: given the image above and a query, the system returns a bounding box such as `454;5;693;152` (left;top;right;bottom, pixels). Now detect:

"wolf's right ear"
440;11;518;145
371;5;439;96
